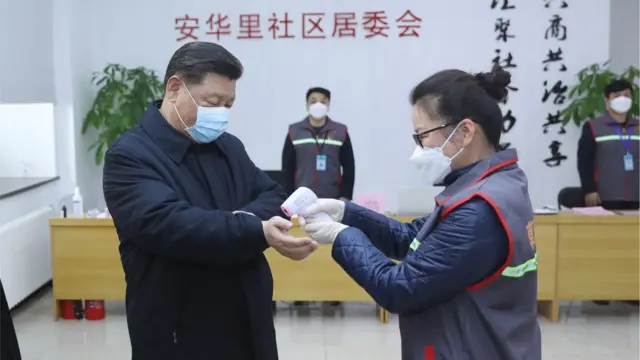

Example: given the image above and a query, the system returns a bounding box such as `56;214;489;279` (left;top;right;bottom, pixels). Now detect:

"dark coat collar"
140;100;193;163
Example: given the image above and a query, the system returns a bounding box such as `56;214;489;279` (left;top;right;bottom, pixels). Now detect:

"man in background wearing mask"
102;42;318;360
281;87;355;306
578;79;639;210
577;79;638;307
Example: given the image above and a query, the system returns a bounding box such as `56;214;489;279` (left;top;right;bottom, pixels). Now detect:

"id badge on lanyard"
614;125;635;172
314;131;329;172
316;155;327;171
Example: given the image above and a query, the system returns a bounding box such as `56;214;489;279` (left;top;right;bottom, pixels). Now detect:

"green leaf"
82;63;163;164
559;63;639;128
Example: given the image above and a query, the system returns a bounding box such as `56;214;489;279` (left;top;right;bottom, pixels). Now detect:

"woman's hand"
302;220;349;244
302;198;346;222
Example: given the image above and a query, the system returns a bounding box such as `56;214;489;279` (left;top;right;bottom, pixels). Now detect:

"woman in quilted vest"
300;65;541;360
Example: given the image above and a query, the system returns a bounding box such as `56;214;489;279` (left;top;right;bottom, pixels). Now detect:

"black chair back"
557;187;584;209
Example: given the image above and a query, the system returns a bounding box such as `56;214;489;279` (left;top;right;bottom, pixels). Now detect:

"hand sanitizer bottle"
72;187;84;218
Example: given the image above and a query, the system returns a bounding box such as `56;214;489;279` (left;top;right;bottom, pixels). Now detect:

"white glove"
302;198;346;222
302;220;349;244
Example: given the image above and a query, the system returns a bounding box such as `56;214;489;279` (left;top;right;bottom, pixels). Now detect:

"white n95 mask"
610;96;632;114
309;103;328;119
410;123;464;186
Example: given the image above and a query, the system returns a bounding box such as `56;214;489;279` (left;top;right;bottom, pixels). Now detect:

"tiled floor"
11;288;640;359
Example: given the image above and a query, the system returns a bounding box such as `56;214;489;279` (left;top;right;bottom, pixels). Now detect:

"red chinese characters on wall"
175;15;199;41
268;13;294;39
332;12;357;38
174;10;422;42
238;14;263;39
206;14;231;40
362;11;390;38
302;12;326;39
396;10;422;38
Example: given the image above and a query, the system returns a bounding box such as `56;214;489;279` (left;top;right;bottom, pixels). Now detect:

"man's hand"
584;192;601;207
262;216;318;261
302;199;346;222
303;220;349;244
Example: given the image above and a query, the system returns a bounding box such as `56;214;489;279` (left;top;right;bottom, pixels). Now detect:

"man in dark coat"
102;42;318;360
1;279;22;360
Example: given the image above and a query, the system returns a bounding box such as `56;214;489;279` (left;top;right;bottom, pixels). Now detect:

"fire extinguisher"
84;300;106;320
61;300;84;320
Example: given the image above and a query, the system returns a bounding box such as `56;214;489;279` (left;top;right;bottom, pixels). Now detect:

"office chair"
557;186;584;209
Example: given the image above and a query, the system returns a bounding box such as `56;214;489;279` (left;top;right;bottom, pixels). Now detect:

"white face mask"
308;103;328;119
610;96;633;114
409;123;465;186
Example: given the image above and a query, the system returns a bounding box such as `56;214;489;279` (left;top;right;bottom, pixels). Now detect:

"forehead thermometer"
281;187;332;225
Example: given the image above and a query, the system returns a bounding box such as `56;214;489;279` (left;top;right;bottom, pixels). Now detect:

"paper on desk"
355;193;386;213
534;206;558;215
570;206;616;215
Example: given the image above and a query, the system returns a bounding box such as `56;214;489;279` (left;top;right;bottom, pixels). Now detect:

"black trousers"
1;279;21;360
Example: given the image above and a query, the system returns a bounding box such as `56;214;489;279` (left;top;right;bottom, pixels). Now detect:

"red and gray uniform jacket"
332;149;541;360
586;115;640;202
288;118;348;199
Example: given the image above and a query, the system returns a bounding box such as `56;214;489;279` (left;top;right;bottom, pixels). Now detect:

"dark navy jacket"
103;102;286;360
332;165;509;314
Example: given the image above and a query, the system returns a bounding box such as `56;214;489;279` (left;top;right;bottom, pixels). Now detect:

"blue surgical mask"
174;85;229;144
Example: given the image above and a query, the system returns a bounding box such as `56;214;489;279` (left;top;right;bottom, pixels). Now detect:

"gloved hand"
302;219;349;244
302;198;346;222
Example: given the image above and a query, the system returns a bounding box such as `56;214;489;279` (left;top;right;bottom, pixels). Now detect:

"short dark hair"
604;79;633;97
306;87;331;101
163;41;243;85
409;64;511;150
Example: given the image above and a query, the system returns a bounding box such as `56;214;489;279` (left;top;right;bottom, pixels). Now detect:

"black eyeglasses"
412;123;453;148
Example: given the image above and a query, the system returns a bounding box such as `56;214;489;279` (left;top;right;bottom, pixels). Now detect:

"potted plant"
560;62;639;127
82;64;165;164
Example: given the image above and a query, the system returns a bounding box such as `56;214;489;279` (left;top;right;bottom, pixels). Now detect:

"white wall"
3;0;637;212
52;0;79;197
66;0;611;210
0;0;55;103
0;0;75;227
609;0;640;73
0;0;75;195
0;103;57;177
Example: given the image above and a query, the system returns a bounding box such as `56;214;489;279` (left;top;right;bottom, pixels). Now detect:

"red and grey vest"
288;118;348;199
587;115;640;202
402;149;541;360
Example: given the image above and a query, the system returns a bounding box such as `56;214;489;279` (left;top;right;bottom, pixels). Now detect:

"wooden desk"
536;215;640;301
48;219;387;321
50;214;639;323
265;240;388;323
49;219;125;319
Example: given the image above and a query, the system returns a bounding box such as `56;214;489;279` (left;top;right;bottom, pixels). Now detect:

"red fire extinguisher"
61;300;84;320
84;300;106;320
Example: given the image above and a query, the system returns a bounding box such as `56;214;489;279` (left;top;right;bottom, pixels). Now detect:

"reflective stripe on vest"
409;238;537;278
595;135;640;143
291;138;344;146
